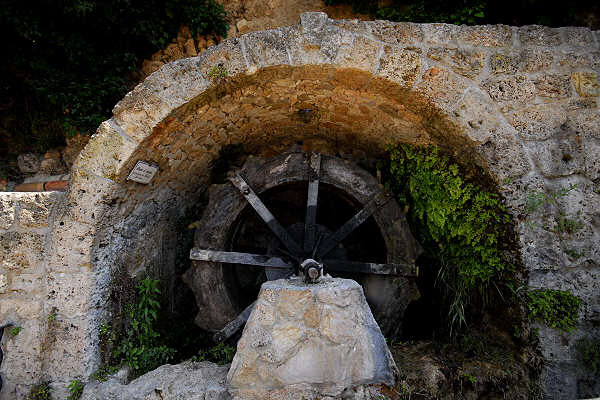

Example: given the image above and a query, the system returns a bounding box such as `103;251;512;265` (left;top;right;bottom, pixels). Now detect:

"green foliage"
575;337;600;375
67;379;84;400
386;144;513;333
1;0;227;153
527;289;581;331
525;184;583;236
207;64;229;81
191;342;236;365
27;382;51;400
9;326;22;337
113;277;176;375
90;365;119;382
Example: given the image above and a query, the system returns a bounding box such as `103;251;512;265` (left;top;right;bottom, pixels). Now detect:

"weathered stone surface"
508;103;567;141
416;67;469;110
534;74;572;98
17;192;58;229
483;75;535;103
0;195;16;230
367;20;424;45
427;47;485;78
227;278;397;399
17;153;42;174
518;25;561;46
335;35;381;73
81;361;231;399
525;138;585;178
376;46;422;87
456;24;512;47
572;72;599;97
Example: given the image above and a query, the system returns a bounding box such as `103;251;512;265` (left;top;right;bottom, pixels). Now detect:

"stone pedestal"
226;277;398;399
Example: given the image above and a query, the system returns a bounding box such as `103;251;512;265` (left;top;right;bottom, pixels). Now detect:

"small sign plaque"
127;161;158;184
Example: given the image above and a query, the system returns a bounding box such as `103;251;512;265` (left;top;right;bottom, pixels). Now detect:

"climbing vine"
386;144;516;333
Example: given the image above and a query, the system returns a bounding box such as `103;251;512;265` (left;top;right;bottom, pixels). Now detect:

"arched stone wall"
2;11;598;399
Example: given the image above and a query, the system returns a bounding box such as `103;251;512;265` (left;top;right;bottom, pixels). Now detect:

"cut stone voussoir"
227;277;398;400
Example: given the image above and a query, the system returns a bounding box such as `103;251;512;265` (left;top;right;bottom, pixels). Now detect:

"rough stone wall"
0;12;598;399
0;192;65;398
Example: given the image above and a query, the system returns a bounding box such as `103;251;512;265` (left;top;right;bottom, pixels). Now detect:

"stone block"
0;195;16;230
73;120;137;180
427;47;485;78
228;278;397;399
525;138;585;178
376;46;422;88
46;217;97;272
331;19;369;36
367;20;424;45
509;103;567;141
65;167;122;225
0;318;44;388
562;27;596;48
300;12;329;46
143;58;209;108
0;231;45;272
290;24;353;66
518;25;561;46
46;271;93;318
334;34;381;73
475;126;530;181
112;82;173;143
534;74;572;98
17;192;60;229
415;67;470;111
243;28;293;67
422;23;459;45
483;75;535;103
456;24;512;47
197;38;248;79
451;88;501;144
572;72;599;97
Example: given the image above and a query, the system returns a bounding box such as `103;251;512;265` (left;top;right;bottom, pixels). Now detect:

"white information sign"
127;161;158;184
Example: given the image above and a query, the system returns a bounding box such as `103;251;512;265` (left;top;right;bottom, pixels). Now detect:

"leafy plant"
27;382;51;400
191;342;236;365
527;289;581;332
9;326;22;337
1;0;228;154
207;64;228;81
386;144;514;333
90;365;119;382
67;379;84;400
113;277;176;375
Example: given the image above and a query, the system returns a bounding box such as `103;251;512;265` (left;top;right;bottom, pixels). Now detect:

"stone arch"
44;12;536;381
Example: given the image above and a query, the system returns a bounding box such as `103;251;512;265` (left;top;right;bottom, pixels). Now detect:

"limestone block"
243;28;293;68
331;19;369;36
0;319;44;391
17;192;60;229
376;46;422;88
46;217;97;272
227;278;397;399
415;67;470;110
81;361;230;400
534;74;571;98
451;88;500;144
423;23;459;45
483;75;535;103
455;24;512;47
509;103;567;141
0;232;45;273
72;120;137;180
196;38;248;79
518;25;561;46
525;138;585;178
0;195;16;230
562;27;596;48
572;72;599;97
65;167;122;225
334;34;381;73
112;82;173;143
46;271;93;318
144;58;209;107
367;20;424;45
426;47;485;78
300;11;329;46
289;24;353;66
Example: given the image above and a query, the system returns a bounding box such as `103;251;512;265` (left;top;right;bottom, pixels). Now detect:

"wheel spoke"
212;301;256;343
324;259;418;277
304;153;321;254
230;173;303;256
190;248;294;269
315;191;391;259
